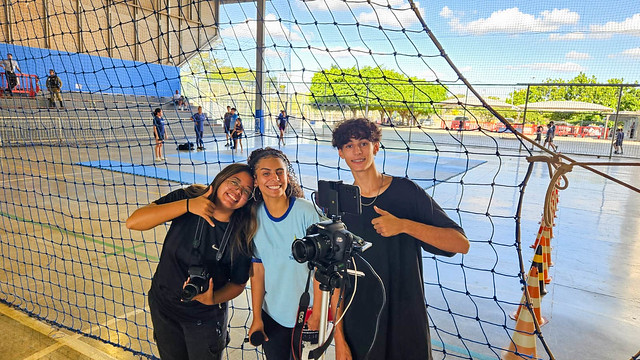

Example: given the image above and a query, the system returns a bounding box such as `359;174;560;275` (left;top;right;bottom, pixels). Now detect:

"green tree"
507;73;640;125
309;65;446;123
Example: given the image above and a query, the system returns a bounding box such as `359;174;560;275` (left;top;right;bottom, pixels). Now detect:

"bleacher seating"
0;91;223;147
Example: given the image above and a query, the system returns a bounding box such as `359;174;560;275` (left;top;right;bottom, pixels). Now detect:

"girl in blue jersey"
247;147;321;359
153;108;167;161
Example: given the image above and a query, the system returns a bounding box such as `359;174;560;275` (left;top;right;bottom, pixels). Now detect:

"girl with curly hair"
246;147;321;359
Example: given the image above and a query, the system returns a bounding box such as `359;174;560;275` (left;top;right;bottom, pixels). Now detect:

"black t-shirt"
149;188;252;322
341;177;465;360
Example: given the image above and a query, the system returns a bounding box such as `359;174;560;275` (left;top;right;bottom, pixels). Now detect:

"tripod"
310;267;364;360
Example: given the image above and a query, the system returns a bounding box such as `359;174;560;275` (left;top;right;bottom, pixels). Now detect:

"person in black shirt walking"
126;163;257;360
330;118;469;360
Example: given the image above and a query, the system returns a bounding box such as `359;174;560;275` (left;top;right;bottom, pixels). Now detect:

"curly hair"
247;147;304;202
331;118;382;149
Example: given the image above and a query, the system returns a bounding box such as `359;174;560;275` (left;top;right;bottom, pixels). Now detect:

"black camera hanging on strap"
180;216;234;302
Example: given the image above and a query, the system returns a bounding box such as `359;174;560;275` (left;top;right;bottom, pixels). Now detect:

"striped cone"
510;246;548;323
530;223;544;249
502;263;542;360
540;226;553;284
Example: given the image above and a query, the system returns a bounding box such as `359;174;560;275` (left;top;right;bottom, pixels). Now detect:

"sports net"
1;0;639;359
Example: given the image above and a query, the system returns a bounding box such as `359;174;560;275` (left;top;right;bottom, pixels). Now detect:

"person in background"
533;125;543;150
231;116;244;153
246;147;321;359
45;69;64;108
614;128;624;154
330;118;469;360
192;106;207;151
173;90;185;111
1;53;21;94
224;106;233;147
153;108;167;162
277;110;288;146
126;163;257;360
544;121;557;152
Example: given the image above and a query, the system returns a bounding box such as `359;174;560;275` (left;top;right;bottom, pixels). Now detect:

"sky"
210;0;640;98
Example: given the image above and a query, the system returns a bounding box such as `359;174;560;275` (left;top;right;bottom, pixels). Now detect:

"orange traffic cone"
541;226;553;284
502;262;543;360
510;246;548;324
530;223;544;249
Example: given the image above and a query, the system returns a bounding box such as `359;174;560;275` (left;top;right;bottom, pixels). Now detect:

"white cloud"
220;13;303;42
506;62;585;72
357;1;426;28
549;32;585;41
440;6;453;19
448;8;579;35
589;13;640;39
565;51;590;60
610;47;640;59
300;0;369;12
264;48;287;58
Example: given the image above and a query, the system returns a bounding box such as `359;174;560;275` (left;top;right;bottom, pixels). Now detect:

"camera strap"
291;269;312;360
189;217;207;267
189;216;234;266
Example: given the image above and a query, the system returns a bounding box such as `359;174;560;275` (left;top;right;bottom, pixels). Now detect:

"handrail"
0;72;40;97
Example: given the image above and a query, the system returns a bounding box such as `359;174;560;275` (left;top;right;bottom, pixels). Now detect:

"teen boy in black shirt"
331;118;469;360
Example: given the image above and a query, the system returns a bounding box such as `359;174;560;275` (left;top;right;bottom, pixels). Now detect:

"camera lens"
180;283;199;301
292;238;316;263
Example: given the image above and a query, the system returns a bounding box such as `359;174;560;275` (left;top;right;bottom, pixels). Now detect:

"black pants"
148;294;229;360
262;311;294;360
5;72;16;92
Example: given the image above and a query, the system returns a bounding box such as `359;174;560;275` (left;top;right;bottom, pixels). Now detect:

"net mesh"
1;0;639;359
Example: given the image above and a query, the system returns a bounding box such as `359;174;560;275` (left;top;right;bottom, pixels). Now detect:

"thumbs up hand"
371;206;405;237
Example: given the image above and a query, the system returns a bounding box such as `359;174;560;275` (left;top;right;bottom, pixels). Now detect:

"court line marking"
432;339;497;360
0;210;159;262
0;302;119;360
2;162;165;258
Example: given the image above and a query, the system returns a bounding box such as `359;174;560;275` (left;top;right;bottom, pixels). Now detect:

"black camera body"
291;180;370;290
180;265;210;301
293;220;358;267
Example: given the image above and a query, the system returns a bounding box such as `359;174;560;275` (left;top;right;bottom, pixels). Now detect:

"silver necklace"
361;174;385;207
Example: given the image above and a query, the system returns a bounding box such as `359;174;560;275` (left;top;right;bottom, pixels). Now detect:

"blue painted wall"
0;43;180;97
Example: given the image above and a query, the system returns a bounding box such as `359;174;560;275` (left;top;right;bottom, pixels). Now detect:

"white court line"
0;302;148;360
0;165;163;196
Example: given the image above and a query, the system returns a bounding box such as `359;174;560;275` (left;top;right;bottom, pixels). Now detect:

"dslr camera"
292;180;371;289
180;265;210;301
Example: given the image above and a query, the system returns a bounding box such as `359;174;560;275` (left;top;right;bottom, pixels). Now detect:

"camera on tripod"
291;180;371;289
180;265;210;301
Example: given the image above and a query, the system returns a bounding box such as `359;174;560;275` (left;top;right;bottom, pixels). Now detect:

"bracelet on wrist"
186;198;190;213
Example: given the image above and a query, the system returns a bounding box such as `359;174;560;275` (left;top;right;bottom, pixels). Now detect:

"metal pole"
608;85;623;158
520;84;531;151
409;85;415;143
317;290;330;360
254;0;265;135
365;83;369;118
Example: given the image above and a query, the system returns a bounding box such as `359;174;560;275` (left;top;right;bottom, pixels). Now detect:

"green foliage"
309;65;447;123
507;73;640;125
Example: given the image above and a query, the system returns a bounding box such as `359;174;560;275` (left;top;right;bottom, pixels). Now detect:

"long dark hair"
184;163;257;257
247;147;304;204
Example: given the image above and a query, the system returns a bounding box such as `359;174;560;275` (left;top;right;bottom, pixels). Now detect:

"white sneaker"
161;157;166;160
155;157;162;162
